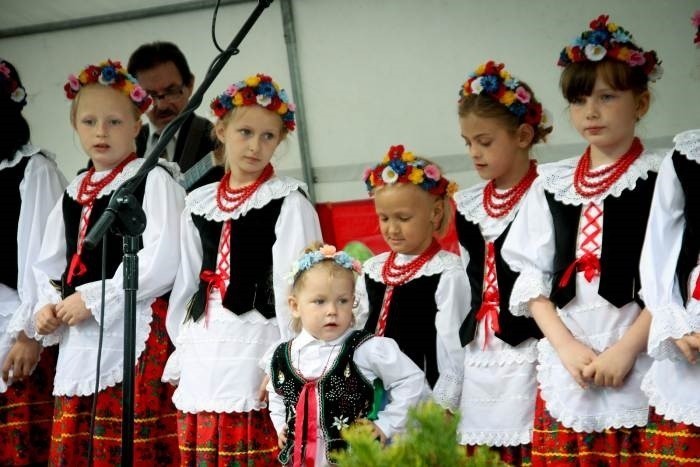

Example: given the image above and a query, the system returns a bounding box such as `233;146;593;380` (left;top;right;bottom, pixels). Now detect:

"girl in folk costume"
163;74;322;466
454;61;551;466
265;244;427;466
637;12;700;464
501;15;665;466
0;59;67;465
357;146;469;413
33;60;184;465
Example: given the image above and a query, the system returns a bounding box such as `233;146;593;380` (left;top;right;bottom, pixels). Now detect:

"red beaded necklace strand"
482;160;538;218
573;138;643;198
216;164;274;212
381;239;442;287
76;153;137;206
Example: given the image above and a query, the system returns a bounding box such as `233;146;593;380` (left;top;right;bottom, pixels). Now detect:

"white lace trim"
173;395;267;414
641;368;700;426
540;150;663;206
459;429;532;447
673;129;700;162
6;303;36;339
648;303;695;361
463;339;538;367
0;144;54;171
77;282;123;330
453;182;522;231
65;158;171;200
508;268;552;317
432;371;462;412
186;175;307;222
363;250;462;283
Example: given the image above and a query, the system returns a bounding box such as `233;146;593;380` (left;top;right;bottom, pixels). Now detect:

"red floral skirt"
177;409;279;466
0;344;57;465
49;298;178;466
531;392;643;466
466;443;532;466
637;407;700;466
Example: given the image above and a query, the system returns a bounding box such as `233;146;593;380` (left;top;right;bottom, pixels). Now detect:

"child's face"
215;106;284;184
73;85;141;171
289;265;355;342
374;183;441;256
459;114;530;184
568;72;649;156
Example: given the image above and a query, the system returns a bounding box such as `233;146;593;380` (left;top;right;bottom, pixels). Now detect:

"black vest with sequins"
672;151;700;303
271;330;375;465
187;197;283;321
0;156;31;290
363;273;440;387
545;173;657;310
456;215;542;347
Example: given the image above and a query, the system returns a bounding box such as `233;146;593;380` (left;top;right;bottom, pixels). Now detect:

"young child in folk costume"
454;61;551;466
163;74;322;466
0;59;67;466
637;13;700;464
265;243;427;466
357;146;469;413
33;60;184;465
502;15;665;465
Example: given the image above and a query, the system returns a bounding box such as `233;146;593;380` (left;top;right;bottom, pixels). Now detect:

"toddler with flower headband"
356;145;469;414
163;73;322;465
264;243;427;465
0;58;66;466
501;14;666;465
453;61;552;466
637;12;700;463
32;59;185;465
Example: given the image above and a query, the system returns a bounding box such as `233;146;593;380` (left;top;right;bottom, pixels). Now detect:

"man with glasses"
128;41;221;188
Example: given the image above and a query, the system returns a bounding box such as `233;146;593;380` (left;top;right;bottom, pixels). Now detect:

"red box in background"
315;199;459;256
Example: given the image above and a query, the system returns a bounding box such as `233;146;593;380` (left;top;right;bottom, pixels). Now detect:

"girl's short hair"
560;59;650;102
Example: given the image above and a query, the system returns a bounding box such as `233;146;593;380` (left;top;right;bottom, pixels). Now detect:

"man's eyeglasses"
146;84;187;103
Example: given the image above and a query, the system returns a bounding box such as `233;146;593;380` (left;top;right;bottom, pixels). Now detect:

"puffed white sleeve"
432;265;469;412
354;336;428;438
272;191;323;341
9;155;67;339
353;273;369;330
501;181;556;317
639;154;690;360
75;167;185;329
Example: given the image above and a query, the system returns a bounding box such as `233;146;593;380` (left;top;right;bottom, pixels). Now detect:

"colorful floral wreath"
558;14;663;82
693;10;700;47
459;61;552;130
0;59;27;108
288;244;362;285
64;59;152;114
210;73;296;132
363;145;458;197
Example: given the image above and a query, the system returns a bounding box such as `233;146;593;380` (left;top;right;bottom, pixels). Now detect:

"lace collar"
454;181;524;229
673;129;700;163
65;158;162;200
186;175;307;221
539;149;663;206
363;249;461;283
0;143;53;171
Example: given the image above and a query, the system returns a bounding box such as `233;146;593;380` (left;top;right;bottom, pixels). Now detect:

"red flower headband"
0;59;27;108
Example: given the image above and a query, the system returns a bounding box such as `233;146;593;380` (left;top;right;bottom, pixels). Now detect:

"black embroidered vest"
363;273;440;387
0;156;31;289
187;197;283;321
60;177;147;299
271;330;374;465
545;173;657;309
672;151;700;303
456;214;543;347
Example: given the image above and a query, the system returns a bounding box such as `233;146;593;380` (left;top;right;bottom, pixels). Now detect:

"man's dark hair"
128;41;194;86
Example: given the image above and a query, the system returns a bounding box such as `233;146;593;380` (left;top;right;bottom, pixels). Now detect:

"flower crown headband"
693;10;700;47
210;73;296;132
363;145;458;197
64;59;152;114
459;61;552;130
289;244;362;285
558;14;663;82
0;60;27;108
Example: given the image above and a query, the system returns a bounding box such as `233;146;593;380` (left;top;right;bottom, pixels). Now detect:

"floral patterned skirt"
531;391;644;466
48;298;178;466
177;409;279;466
637;408;700;466
466;443;532;466
0;345;57;465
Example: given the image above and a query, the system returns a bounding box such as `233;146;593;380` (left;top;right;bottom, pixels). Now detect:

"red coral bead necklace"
217;163;274;212
76;153;137;206
482;160;538;218
573;137;643;198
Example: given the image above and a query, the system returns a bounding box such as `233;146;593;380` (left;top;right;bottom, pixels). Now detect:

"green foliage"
334;401;505;466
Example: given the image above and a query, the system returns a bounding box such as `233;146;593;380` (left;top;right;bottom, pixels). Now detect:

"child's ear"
431;198;444;230
288;295;300;318
215;120;227;144
635;90;651;121
516;123;535;148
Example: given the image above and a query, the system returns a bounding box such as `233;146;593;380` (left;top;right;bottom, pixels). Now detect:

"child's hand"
556;339;597;389
258;374;270;403
356;418;388;445
582;342;637;388
278;425;287;450
56;293;92;326
35;304;61;335
674;332;700;364
1;332;41;383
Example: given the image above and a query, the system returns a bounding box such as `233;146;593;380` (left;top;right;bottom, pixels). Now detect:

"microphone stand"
82;1;274;465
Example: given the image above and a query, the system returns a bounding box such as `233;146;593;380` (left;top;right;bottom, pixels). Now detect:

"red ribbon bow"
476;292;501;350
293;381;319;467
558;252;600;288
199;270;227;327
66;253;87;286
